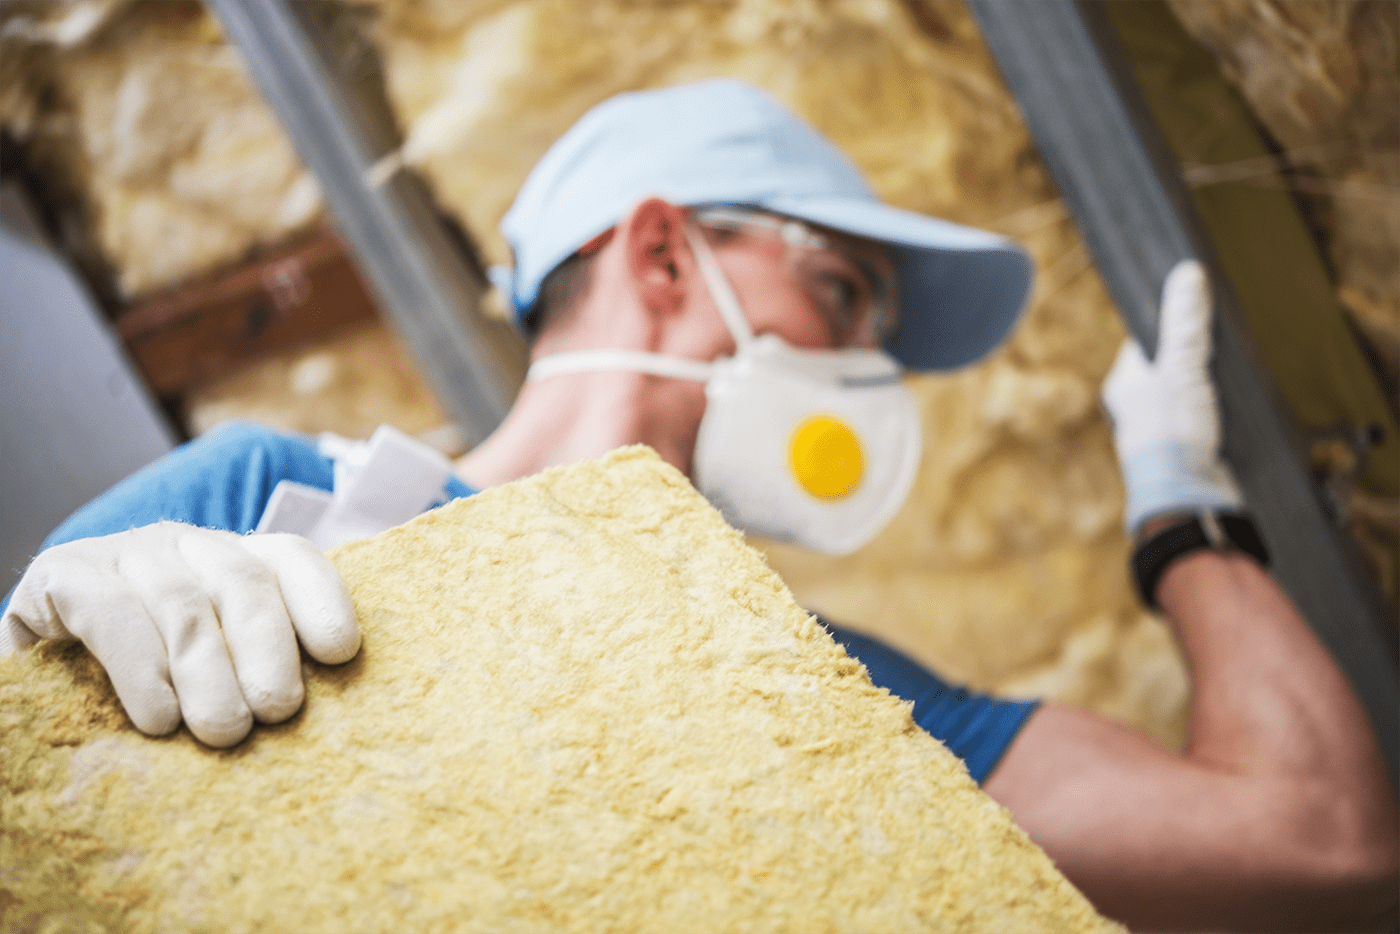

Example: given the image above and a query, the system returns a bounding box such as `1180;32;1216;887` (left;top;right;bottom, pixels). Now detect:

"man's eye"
815;272;861;334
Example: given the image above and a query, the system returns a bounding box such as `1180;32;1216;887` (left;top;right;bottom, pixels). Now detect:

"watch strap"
1132;511;1269;609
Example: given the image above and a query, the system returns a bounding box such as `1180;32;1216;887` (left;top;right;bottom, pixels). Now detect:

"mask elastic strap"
683;221;754;349
527;350;714;383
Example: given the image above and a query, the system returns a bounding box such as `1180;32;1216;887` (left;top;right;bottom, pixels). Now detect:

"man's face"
521;203;902;480
683;211;897;358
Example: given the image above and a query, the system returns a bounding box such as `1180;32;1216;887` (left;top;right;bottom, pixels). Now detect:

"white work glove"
1102;260;1243;533
1;522;360;747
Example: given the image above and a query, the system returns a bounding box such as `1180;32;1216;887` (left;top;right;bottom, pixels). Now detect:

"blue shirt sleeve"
822;620;1039;784
41;420;335;545
3;421;335;615
4;421;477;616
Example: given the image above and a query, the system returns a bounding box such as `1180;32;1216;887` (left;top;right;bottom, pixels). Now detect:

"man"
4;80;1396;930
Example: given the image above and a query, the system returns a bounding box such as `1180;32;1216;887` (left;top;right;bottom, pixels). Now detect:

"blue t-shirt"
7;420;1037;782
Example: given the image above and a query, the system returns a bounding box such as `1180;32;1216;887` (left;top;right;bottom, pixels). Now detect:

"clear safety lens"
694;207;895;349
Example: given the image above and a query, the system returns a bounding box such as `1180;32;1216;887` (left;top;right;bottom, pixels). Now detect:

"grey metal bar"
965;0;1399;785
206;0;525;446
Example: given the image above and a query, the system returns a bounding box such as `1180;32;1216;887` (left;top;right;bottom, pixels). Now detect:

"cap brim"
760;195;1034;370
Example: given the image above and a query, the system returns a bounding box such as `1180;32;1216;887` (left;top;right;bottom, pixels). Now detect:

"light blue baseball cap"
499;79;1033;370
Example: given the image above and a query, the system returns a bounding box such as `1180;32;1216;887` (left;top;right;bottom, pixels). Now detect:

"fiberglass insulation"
0;447;1116;933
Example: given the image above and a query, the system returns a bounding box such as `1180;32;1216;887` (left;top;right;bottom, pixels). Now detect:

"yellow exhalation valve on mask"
790;415;864;500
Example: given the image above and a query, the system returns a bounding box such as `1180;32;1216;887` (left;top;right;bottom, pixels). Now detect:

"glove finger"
4;554;62;654
1157;259;1211;369
178;529;305;725
239;534;360;665
1101;336;1150;414
118;536;253;747
4;542;92;643
28;550;182;736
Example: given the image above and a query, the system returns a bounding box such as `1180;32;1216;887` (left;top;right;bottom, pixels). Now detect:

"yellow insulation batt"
0;447;1117;933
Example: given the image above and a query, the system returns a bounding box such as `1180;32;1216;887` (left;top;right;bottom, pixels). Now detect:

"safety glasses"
693;206;896;349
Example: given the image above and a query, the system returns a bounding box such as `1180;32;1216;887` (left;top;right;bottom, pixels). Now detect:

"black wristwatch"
1132;511;1270;609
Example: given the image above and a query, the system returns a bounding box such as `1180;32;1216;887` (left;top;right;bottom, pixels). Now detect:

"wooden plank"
117;230;378;397
965;0;1399;786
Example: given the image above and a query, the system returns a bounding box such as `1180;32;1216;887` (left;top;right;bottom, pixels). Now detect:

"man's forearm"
1156;546;1399;924
987;540;1399;932
1157;548;1388;782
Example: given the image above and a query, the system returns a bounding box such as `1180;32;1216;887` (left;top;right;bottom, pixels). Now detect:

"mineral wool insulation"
1;447;1117;933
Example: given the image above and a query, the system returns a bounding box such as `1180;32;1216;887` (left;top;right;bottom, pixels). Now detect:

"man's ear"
620;198;690;316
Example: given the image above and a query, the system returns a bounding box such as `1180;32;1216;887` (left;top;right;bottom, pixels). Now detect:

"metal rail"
206;0;525;446
965;0;1398;785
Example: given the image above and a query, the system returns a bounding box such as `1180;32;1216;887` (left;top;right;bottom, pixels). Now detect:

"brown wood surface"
117;229;379;397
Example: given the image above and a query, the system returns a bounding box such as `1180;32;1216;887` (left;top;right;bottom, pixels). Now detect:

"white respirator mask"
526;215;922;556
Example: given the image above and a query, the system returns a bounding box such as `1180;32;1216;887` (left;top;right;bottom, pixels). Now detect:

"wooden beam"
117;230;377;397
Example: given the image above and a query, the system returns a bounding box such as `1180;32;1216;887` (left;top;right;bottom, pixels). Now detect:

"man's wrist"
1131;510;1269;609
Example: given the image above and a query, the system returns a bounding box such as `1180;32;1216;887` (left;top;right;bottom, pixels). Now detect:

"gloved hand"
1102;259;1243;533
1;522;360;747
